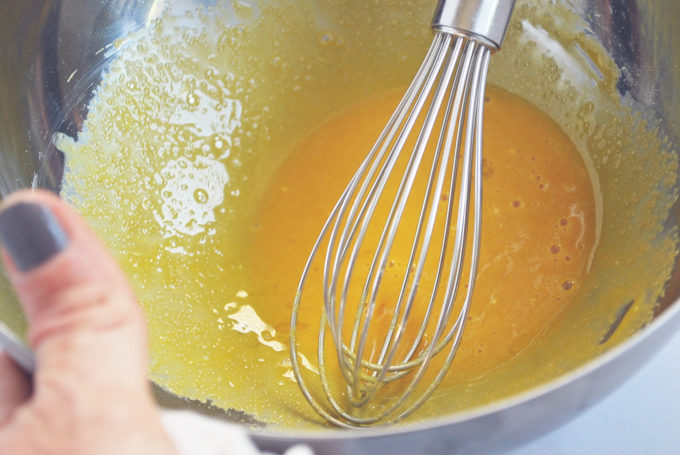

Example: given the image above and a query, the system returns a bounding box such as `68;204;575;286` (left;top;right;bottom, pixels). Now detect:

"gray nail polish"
0;202;69;272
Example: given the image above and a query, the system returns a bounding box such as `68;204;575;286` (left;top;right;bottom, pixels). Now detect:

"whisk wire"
313;34;457;422
383;38;474;372
345;33;462;404
290;26;494;426
326;33;453;394
321;33;448;375
374;42;490;424
362;37;468;385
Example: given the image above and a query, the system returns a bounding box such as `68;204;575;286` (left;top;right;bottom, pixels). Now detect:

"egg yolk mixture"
250;85;595;405
51;0;680;429
59;82;595;426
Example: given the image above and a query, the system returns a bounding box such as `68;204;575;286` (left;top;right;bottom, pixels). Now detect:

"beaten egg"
252;85;595;396
52;0;677;429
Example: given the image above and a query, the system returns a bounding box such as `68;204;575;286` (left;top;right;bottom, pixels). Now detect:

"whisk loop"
290;0;514;428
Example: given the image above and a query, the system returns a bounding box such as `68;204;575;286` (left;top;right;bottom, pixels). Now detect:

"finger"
0;351;31;426
0;190;150;398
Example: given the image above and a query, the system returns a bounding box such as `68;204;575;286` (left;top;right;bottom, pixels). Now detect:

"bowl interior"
0;0;679;448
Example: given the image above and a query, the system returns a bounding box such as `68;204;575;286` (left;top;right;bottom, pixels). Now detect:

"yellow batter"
47;0;678;430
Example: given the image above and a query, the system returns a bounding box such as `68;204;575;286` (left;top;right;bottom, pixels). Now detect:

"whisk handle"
432;0;515;50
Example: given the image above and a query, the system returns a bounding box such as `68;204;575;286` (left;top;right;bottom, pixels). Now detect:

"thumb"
0;190;150;398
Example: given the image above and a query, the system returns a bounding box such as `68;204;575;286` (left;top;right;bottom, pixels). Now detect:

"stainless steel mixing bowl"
1;1;679;453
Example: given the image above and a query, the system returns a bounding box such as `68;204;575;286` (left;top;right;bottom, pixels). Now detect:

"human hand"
0;190;177;455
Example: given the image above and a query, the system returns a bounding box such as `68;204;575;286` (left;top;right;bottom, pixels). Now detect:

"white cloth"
161;410;314;455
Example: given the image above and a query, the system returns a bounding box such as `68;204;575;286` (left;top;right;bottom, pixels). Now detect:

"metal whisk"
290;0;515;427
